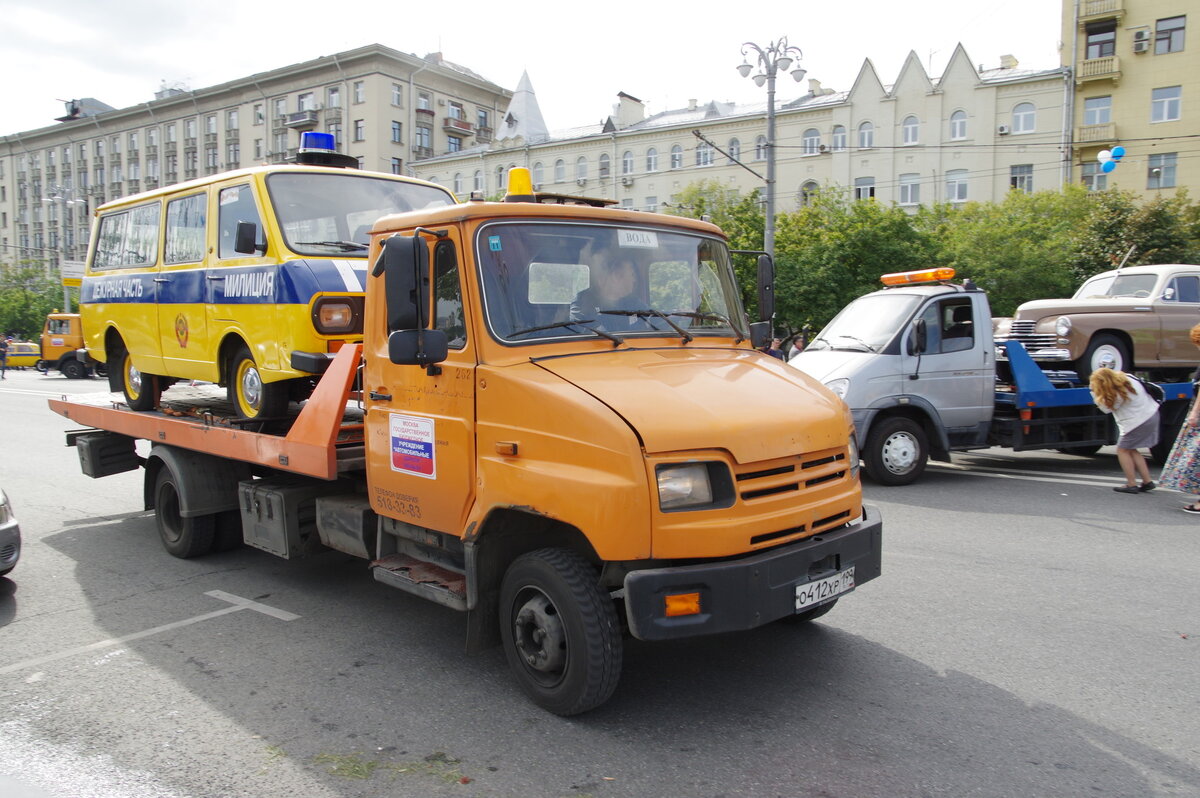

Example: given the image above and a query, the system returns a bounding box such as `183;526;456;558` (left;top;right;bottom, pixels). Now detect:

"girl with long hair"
1089;367;1159;493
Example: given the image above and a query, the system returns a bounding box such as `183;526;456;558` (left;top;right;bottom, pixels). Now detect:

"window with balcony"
185;119;197;139
1156;16;1185;54
831;125;847;151
448;102;464;120
1085;21;1116;59
1013;102;1036;133
477;109;489;130
802;128;821;155
415;125;432;152
328;123;342;148
899;173;920;205
1151;86;1181;122
902;115;919;144
1084;96;1112;125
949;110;968;140
946;169;968;202
1148;153;1177;188
858;121;874;148
418;92;432;111
1010;164;1034;193
854;177;875;200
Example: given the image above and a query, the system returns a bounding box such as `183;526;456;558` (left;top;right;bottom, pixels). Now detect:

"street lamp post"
42;185;86;312
738;38;806;261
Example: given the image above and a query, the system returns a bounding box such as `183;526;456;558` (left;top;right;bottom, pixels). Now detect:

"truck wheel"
116;345;160;411
154;468;216;558
60;358;87;380
864;417;928;486
499;548;622;716
1075;334;1129;381
228;344;288;420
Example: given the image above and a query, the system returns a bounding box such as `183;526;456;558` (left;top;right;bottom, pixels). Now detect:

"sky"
0;0;1065;137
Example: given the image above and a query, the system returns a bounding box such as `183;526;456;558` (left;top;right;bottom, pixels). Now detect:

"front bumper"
0;518;20;575
623;506;882;640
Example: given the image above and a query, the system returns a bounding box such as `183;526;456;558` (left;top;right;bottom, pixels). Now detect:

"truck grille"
995;320;1057;349
734;447;851;545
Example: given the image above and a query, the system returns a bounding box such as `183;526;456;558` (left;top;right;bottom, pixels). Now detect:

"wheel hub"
881;432;918;473
126;361;142;394
513;592;566;673
240;365;263;409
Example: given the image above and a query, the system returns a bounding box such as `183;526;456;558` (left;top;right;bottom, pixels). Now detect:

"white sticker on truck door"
389;413;436;479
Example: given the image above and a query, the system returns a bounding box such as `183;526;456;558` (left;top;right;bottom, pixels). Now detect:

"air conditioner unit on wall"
1133;29;1151;42
997;124;1011;135
1133;39;1149;53
575;177;587;186
621;176;633;186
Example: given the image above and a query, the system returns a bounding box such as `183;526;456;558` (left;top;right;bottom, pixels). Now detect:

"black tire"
1075;334;1130;381
115;343;159;411
154;467;216;558
1055;445;1103;456
60;358;87;380
864;416;928;486
499;548;622;716
779;597;838;625
227;344;288;420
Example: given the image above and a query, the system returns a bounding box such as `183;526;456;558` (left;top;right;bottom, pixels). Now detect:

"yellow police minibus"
81;134;455;418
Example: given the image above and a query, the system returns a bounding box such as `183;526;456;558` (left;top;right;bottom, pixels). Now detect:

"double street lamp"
42;185;87;311
737;38;806;261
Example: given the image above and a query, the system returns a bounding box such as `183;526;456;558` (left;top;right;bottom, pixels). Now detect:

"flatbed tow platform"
49;344;365;480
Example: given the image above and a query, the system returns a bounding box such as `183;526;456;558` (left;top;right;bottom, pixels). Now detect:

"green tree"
1071;189;1199;282
0;263;62;339
771;188;939;332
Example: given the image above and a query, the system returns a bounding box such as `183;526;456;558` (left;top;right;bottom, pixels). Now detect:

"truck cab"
791;268;995;484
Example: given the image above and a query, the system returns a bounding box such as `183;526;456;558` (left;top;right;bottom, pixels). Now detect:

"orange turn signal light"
880;267;956;286
664;592;702;617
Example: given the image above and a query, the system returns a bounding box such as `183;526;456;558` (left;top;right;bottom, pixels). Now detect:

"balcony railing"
1076;122;1117;144
476;126;493;142
283;110;319;129
443;117;474;134
1079;0;1123;26
412;145;434;160
1077;55;1120;83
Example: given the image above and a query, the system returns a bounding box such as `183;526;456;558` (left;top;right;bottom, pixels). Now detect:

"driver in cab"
570;252;639;330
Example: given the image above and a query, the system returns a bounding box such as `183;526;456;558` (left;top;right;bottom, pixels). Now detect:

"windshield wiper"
832;334;876;352
662;311;744;343
601;309;695;343
509;319;624;347
295;240;369;252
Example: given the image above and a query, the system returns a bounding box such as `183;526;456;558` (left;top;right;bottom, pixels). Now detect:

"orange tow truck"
51;169;882;714
37;312;105;379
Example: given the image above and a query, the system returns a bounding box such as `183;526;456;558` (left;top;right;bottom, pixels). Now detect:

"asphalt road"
1;367;1197;798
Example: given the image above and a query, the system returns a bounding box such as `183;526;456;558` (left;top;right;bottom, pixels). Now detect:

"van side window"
1165;275;1200;303
165;194;207;264
48;319;72;334
218;184;264;258
434;241;467;349
940;300;974;352
92;203;161;270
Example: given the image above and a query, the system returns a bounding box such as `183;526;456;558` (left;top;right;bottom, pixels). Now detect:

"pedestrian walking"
1158;323;1200;512
1089;367;1159;494
0;335;10;380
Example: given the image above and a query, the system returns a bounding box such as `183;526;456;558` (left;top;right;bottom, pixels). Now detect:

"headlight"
0;491;11;525
1055;316;1072;337
312;297;364;335
657;463;713;511
824;378;850;399
847;433;861;479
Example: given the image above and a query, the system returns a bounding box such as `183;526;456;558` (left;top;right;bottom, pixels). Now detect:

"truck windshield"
1074;273;1157;299
807;292;925;352
476;221;748;344
267;173;454;257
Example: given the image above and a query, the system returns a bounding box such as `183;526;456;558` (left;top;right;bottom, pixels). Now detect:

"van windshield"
267;173;454;257
476;221;748;344
807;292;925;352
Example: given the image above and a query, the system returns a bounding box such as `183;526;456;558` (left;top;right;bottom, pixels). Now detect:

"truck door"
158;192;210;377
363;234;477;536
901;295;992;437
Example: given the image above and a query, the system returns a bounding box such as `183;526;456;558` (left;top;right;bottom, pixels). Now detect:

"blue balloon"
1111;145;1126;161
1101;160;1117;173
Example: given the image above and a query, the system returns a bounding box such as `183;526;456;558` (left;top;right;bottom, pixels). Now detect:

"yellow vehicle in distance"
81;133;456;418
36;313;102;378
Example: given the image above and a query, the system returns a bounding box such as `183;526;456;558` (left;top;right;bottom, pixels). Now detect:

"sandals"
1184;504;1200;515
1139;482;1156;492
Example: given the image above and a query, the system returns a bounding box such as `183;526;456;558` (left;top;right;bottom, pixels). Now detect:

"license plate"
795;567;855;611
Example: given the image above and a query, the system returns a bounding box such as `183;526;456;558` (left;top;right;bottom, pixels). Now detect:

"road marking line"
0;591;299;675
928;461;1117;487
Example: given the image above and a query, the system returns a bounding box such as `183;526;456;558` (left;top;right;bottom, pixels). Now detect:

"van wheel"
154;468;215;558
500;548;622;716
864;417;928;486
116;345;160;410
60;358;87;380
1075;334;1129;381
227;344;288;419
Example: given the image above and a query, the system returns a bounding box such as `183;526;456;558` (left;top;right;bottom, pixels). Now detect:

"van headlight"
847;433;861;479
824;378;850;399
657;463;712;511
312;297;365;335
1055;316;1072;337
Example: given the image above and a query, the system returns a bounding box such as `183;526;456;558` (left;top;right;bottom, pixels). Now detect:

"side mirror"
756;254;775;322
388;329;448;366
234;221;265;254
749;321;772;348
908;318;928;355
377;235;430;331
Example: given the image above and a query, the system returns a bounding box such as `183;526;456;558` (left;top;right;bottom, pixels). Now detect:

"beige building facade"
411;47;1070;215
0;44;511;271
1062;0;1196;196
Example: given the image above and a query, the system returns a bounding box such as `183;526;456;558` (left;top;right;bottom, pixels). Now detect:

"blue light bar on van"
300;131;336;152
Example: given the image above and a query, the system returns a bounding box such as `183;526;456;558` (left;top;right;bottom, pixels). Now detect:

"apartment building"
411;45;1069;214
0;44;511;271
1063;0;1196;196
